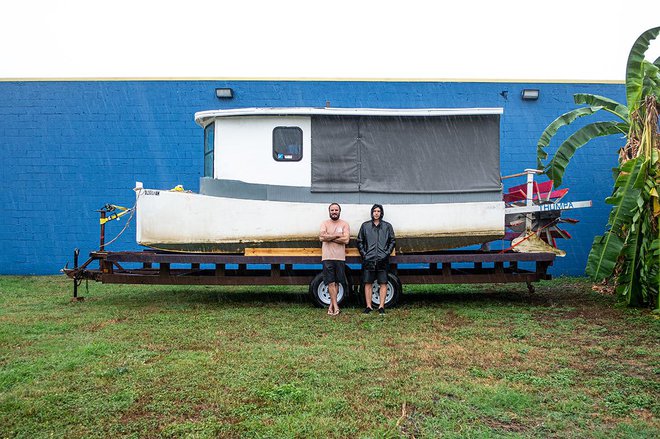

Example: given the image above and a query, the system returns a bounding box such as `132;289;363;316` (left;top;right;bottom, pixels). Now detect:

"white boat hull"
135;188;505;253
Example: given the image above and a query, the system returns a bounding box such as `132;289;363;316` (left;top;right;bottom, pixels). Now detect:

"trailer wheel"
360;272;402;308
308;273;350;308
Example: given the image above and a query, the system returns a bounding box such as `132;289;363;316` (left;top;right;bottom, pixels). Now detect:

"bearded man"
319;203;350;316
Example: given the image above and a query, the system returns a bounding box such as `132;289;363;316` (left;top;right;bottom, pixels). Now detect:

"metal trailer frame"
64;249;555;302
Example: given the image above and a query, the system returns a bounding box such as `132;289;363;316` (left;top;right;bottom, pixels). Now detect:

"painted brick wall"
0;80;624;275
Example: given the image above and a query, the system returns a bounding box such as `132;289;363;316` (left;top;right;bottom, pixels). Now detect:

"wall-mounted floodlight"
215;88;234;99
521;89;539;101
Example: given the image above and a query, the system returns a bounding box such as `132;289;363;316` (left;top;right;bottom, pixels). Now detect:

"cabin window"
272;127;303;161
204;123;214;177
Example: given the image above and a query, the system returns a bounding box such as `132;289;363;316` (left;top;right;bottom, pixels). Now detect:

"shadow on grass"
94;285;312;308
87;280;601;310
403;290;538;305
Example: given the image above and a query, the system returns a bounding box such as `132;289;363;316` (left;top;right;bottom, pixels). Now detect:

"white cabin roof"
194;107;504;127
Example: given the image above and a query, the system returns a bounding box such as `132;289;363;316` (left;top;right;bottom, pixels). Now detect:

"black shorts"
322;260;345;285
362;259;388;285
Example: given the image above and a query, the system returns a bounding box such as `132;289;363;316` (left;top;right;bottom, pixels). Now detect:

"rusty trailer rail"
63;249;555;300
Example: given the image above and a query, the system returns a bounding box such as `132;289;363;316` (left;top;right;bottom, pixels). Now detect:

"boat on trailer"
136;107;508;253
65;106;592;307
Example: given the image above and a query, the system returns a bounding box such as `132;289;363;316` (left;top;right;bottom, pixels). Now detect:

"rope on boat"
102;191;142;248
99;204;132;224
498;218;560;254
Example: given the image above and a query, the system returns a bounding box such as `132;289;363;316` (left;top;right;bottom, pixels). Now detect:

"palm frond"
641;61;660;99
587;233;624;281
615;213;643;304
586;157;645;281
536;106;603;168
626;27;660;110
573;94;629;121
545;121;628;187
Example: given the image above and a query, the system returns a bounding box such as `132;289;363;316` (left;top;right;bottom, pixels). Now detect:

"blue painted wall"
0;80;624;275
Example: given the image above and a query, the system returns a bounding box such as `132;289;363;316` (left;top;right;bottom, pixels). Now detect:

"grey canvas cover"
311;114;501;194
311;116;360;192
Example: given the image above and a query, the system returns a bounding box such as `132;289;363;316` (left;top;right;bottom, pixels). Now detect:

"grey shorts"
362;259;388;284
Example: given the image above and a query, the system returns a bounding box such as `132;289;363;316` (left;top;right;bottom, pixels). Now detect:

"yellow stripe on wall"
0;76;625;84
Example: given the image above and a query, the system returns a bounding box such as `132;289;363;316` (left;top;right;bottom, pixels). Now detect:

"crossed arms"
319;224;350;245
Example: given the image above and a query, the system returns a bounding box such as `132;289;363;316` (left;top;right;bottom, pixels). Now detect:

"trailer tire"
359;272;402;308
308;272;351;308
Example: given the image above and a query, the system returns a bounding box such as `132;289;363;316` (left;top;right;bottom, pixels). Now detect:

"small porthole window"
273;126;303;161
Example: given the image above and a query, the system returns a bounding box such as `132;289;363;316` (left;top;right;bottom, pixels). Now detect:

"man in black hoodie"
357;204;396;315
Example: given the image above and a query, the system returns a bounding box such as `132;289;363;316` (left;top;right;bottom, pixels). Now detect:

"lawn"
0;276;658;438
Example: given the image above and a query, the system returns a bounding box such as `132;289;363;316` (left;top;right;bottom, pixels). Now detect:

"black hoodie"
357;204;396;262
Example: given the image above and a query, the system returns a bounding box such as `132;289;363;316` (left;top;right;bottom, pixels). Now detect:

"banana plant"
536;27;660;309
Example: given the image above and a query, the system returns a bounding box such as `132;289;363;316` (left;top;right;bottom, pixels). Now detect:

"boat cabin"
194;107;504;204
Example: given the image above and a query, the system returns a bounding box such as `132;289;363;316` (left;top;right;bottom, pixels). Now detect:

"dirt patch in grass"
86;317;128;332
414;339;545;376
482;416;529;432
534;306;623;323
117;394;154;424
442;309;472;328
632;409;657;424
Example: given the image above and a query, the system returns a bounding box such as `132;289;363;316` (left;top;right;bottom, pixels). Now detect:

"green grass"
0;276;658;438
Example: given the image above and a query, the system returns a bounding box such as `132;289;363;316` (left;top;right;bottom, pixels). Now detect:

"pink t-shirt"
320;219;350;261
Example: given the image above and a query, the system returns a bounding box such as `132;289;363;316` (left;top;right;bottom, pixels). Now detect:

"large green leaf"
536;106;603;168
586;157;645;281
641;60;660;99
544;121;627;187
634;214;657;307
573;94;629;121
605;158;647;227
626;27;660;110
587;232;624;281
643;60;660;80
615;212;643;304
650;237;660;308
651;238;660;257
